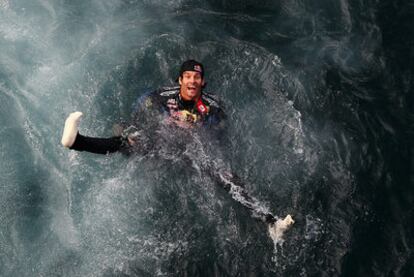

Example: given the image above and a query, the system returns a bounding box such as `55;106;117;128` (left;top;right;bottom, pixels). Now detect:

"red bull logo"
194;65;202;73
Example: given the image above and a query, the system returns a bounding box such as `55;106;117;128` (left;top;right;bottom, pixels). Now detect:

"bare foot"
61;112;83;148
268;214;295;242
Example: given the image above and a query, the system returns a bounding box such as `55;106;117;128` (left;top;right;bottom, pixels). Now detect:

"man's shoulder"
155;86;180;97
135;86;179;109
202;91;222;109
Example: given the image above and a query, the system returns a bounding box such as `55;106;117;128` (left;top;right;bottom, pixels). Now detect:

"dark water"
0;0;412;276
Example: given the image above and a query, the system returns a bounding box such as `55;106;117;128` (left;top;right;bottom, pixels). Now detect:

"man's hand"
120;126;140;146
127;134;138;146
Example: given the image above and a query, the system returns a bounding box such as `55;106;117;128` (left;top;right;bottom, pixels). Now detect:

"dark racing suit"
70;86;225;154
69;86;276;224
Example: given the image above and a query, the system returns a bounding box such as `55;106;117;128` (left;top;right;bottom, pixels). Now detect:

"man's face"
179;71;205;101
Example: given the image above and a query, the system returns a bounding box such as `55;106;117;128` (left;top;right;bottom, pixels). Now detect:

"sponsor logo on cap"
194;65;202;72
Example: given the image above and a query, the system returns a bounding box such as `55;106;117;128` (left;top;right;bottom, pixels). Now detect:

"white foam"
0;0;9;9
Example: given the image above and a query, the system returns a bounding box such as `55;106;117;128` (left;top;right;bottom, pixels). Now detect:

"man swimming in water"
61;60;294;235
62;60;225;154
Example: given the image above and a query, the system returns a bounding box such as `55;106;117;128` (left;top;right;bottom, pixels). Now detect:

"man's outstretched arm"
215;171;295;240
214;171;278;224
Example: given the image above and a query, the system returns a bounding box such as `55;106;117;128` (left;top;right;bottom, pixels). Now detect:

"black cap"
176;60;204;81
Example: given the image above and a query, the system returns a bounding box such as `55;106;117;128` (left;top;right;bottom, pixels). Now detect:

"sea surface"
0;0;412;276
